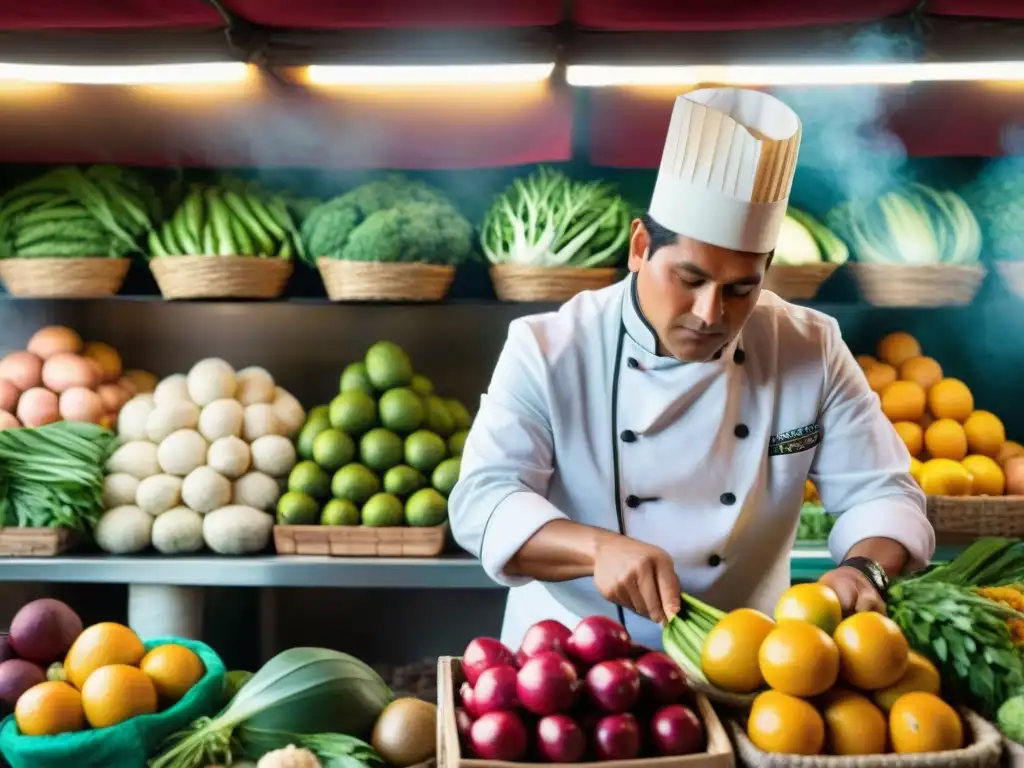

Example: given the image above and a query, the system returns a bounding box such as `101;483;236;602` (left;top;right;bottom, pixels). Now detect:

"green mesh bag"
0;636;226;768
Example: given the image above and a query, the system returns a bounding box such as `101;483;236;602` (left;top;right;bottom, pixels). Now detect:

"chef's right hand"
593;533;682;624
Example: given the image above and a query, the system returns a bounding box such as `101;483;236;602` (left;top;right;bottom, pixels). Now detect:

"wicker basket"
0;527;80;556
150;256;292;299
849;264;987;307
0;257;129;298
995;261;1024;299
273;523;448;557
490;265;621;302
317;259;455;302
764;264;838;301
728;711;1002;768
926;495;1024;543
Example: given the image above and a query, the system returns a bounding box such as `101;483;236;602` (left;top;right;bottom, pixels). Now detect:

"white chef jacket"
449;274;934;652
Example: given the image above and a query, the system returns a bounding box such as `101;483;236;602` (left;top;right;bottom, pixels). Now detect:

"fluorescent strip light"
0;62;250;85
566;62;1024;87
307;63;555;86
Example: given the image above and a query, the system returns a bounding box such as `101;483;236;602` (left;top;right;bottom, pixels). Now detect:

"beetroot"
463;637;516;686
536;714;586;762
517;651;580;716
635;651;688;705
0;659;45;709
518;619;573;664
8;598;82;665
586;659;641;713
460;681;479;718
569;616;631;665
473;665;519;715
470;711;529;761
594;713;641;761
651;704;704;756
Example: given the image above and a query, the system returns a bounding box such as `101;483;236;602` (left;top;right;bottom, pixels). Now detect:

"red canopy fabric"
572;0;919;31
926;1;1024;18
0;0;219;30
225;0;563;28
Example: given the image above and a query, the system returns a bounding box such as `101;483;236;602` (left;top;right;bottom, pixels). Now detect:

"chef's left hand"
818;566;887;616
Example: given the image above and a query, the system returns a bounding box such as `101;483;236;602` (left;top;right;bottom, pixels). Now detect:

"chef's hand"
818;566;887;616
592;534;682;624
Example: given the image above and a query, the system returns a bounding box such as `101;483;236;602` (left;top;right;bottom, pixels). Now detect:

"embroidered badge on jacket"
769;423;822;456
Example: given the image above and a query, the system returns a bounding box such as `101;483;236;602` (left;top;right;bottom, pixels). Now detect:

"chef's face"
628;217;771;362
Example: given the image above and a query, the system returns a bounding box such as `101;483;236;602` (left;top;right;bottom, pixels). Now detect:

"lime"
379;387;425;434
360;427;404;472
448;430;468;457
444;398;472;431
432;456;462;496
321;498;360;526
329;390;377;436
277;491;320;525
297;413;331;460
331;463;380;505
340;362;376;396
383;464;426;496
365;341;414;391
405;487;448;527
308;405;329;423
288;460;331;499
362;492;405;527
405;430;448;473
410;374;434;398
312;429;356;472
425;395;455;438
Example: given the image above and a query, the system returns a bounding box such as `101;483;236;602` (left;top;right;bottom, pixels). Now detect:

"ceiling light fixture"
0;62;250;85
306;63;556;86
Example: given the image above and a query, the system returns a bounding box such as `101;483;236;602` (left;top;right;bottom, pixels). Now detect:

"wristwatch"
840;556;890;599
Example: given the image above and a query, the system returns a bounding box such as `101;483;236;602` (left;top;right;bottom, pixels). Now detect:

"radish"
472;665;519;715
635;651;688;705
651;704;704;755
594;713;641;760
463;637;516;686
518;619;573;664
517;651;580;716
470;711;528;761
569;616;631;665
586;659;641;713
536;714;587;762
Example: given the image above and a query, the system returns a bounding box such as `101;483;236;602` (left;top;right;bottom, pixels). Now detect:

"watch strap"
840;556;889;598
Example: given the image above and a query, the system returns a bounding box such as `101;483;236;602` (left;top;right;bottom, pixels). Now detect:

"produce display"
100;359;305;555
961;157;1024;263
774;207;849;267
278;341;468;529
797;480;834;542
859;331;1024;496
0;325;155;430
455;617;706;762
480;167;631;269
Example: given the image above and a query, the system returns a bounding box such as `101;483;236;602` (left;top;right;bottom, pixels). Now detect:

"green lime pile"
277;341;472;529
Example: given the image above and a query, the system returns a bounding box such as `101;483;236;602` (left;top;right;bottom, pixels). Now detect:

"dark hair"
639;212;679;258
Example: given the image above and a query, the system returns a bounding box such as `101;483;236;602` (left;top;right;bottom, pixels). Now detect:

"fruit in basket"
961;454;1006;495
463;637;516;687
586;659;641;714
370;697;438;768
64;622;146;690
773;583;843;635
748;689;825;755
14;680;84;736
888;692;963;753
872;651;941;712
964;410;1006;457
878;332;921;367
758;620;839;697
473;665;520;716
651;704;704;756
918;458;973;496
518;619;573;663
833;612;909;690
536;714;587;762
140;643;206;705
0;659;47;709
81;663;158;728
469;710;529;761
700;607;775;693
928;378;974;422
924;419;968;461
899;356;943;389
594;713;642;760
881;380;926;422
820;688;888;755
569;615;632;665
1006;456;1024;494
8;598;83;665
634;652;687;705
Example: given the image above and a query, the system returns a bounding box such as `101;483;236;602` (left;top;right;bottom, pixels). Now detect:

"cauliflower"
256;745;320;768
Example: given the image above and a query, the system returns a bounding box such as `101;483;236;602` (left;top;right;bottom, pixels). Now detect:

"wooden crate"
273;523;448;557
0;527;80;556
438;657;734;768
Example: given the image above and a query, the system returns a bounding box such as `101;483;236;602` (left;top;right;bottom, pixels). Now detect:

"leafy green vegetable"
796;503;835;541
998;695;1024;743
480;167;630;268
961;158;1024;262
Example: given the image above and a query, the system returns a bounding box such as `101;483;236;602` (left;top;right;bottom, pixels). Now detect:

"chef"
448;87;934;652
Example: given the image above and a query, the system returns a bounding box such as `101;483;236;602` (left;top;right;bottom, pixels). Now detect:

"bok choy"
774;207;849;266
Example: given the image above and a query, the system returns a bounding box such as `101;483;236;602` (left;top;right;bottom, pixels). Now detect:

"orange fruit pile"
860;331;1024;497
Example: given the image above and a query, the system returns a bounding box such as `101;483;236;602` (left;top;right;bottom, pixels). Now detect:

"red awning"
224;0;563;28
926;1;1024;18
0;0;219;30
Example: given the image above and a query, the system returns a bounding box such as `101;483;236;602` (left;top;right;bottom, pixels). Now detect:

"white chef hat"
648;87;802;254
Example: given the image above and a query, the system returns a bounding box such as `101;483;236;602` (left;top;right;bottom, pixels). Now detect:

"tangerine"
774;583;843;635
701;608;775;694
14;681;84;736
81;664;158;728
924;419;968;461
834;612;909;691
889;692;963;754
963;410;1006;458
919;458;973;496
928;379;974;422
758;621;839;698
865;364;897;394
877;332;921;367
898;356;944;389
65;622;146;690
856;354;878;370
893;421;924;457
747;690;825;755
881;381;927;423
821;688;888;755
873;651;941;713
140;643;205;704
961;455;1006;496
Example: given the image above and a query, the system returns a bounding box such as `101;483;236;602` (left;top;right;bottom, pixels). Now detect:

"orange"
962;455;1006;496
881;381;927;423
81;664;158;728
909;457;924;485
140;644;205;704
919;458;973;496
856;354;878;370
898;356;943;390
803;480;819;503
963;410;1006;458
889;692;963;754
747;690;825;755
701;608;776;694
998;440;1024;466
64;622;146;691
774;583;844;635
821;688;888;755
758;620;839;697
873;651;941;713
833;612;909;691
924;419;968;461
877;332;921;367
893;421;924;457
865;364;897;394
927;378;974;422
14;681;84;736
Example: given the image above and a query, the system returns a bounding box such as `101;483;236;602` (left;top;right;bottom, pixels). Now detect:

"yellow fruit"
14;681;84;736
893;421;924;457
878;332;921;367
803;480;819;503
963;410;1006;458
81;664;158;729
834;612;909;691
701;608;776;694
865;364;897;394
998;440;1024;466
856;354;878;370
919;458;973;496
748;690;825;755
64;622;146;691
928;378;974;422
140;644;206;704
881;381;927;423
774;583;843;635
898;356;943;389
758;620;840;698
909;457;924;485
821;688;888;755
924;419;968;461
889;692;963;754
962;454;1006;496
873;651;941;713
